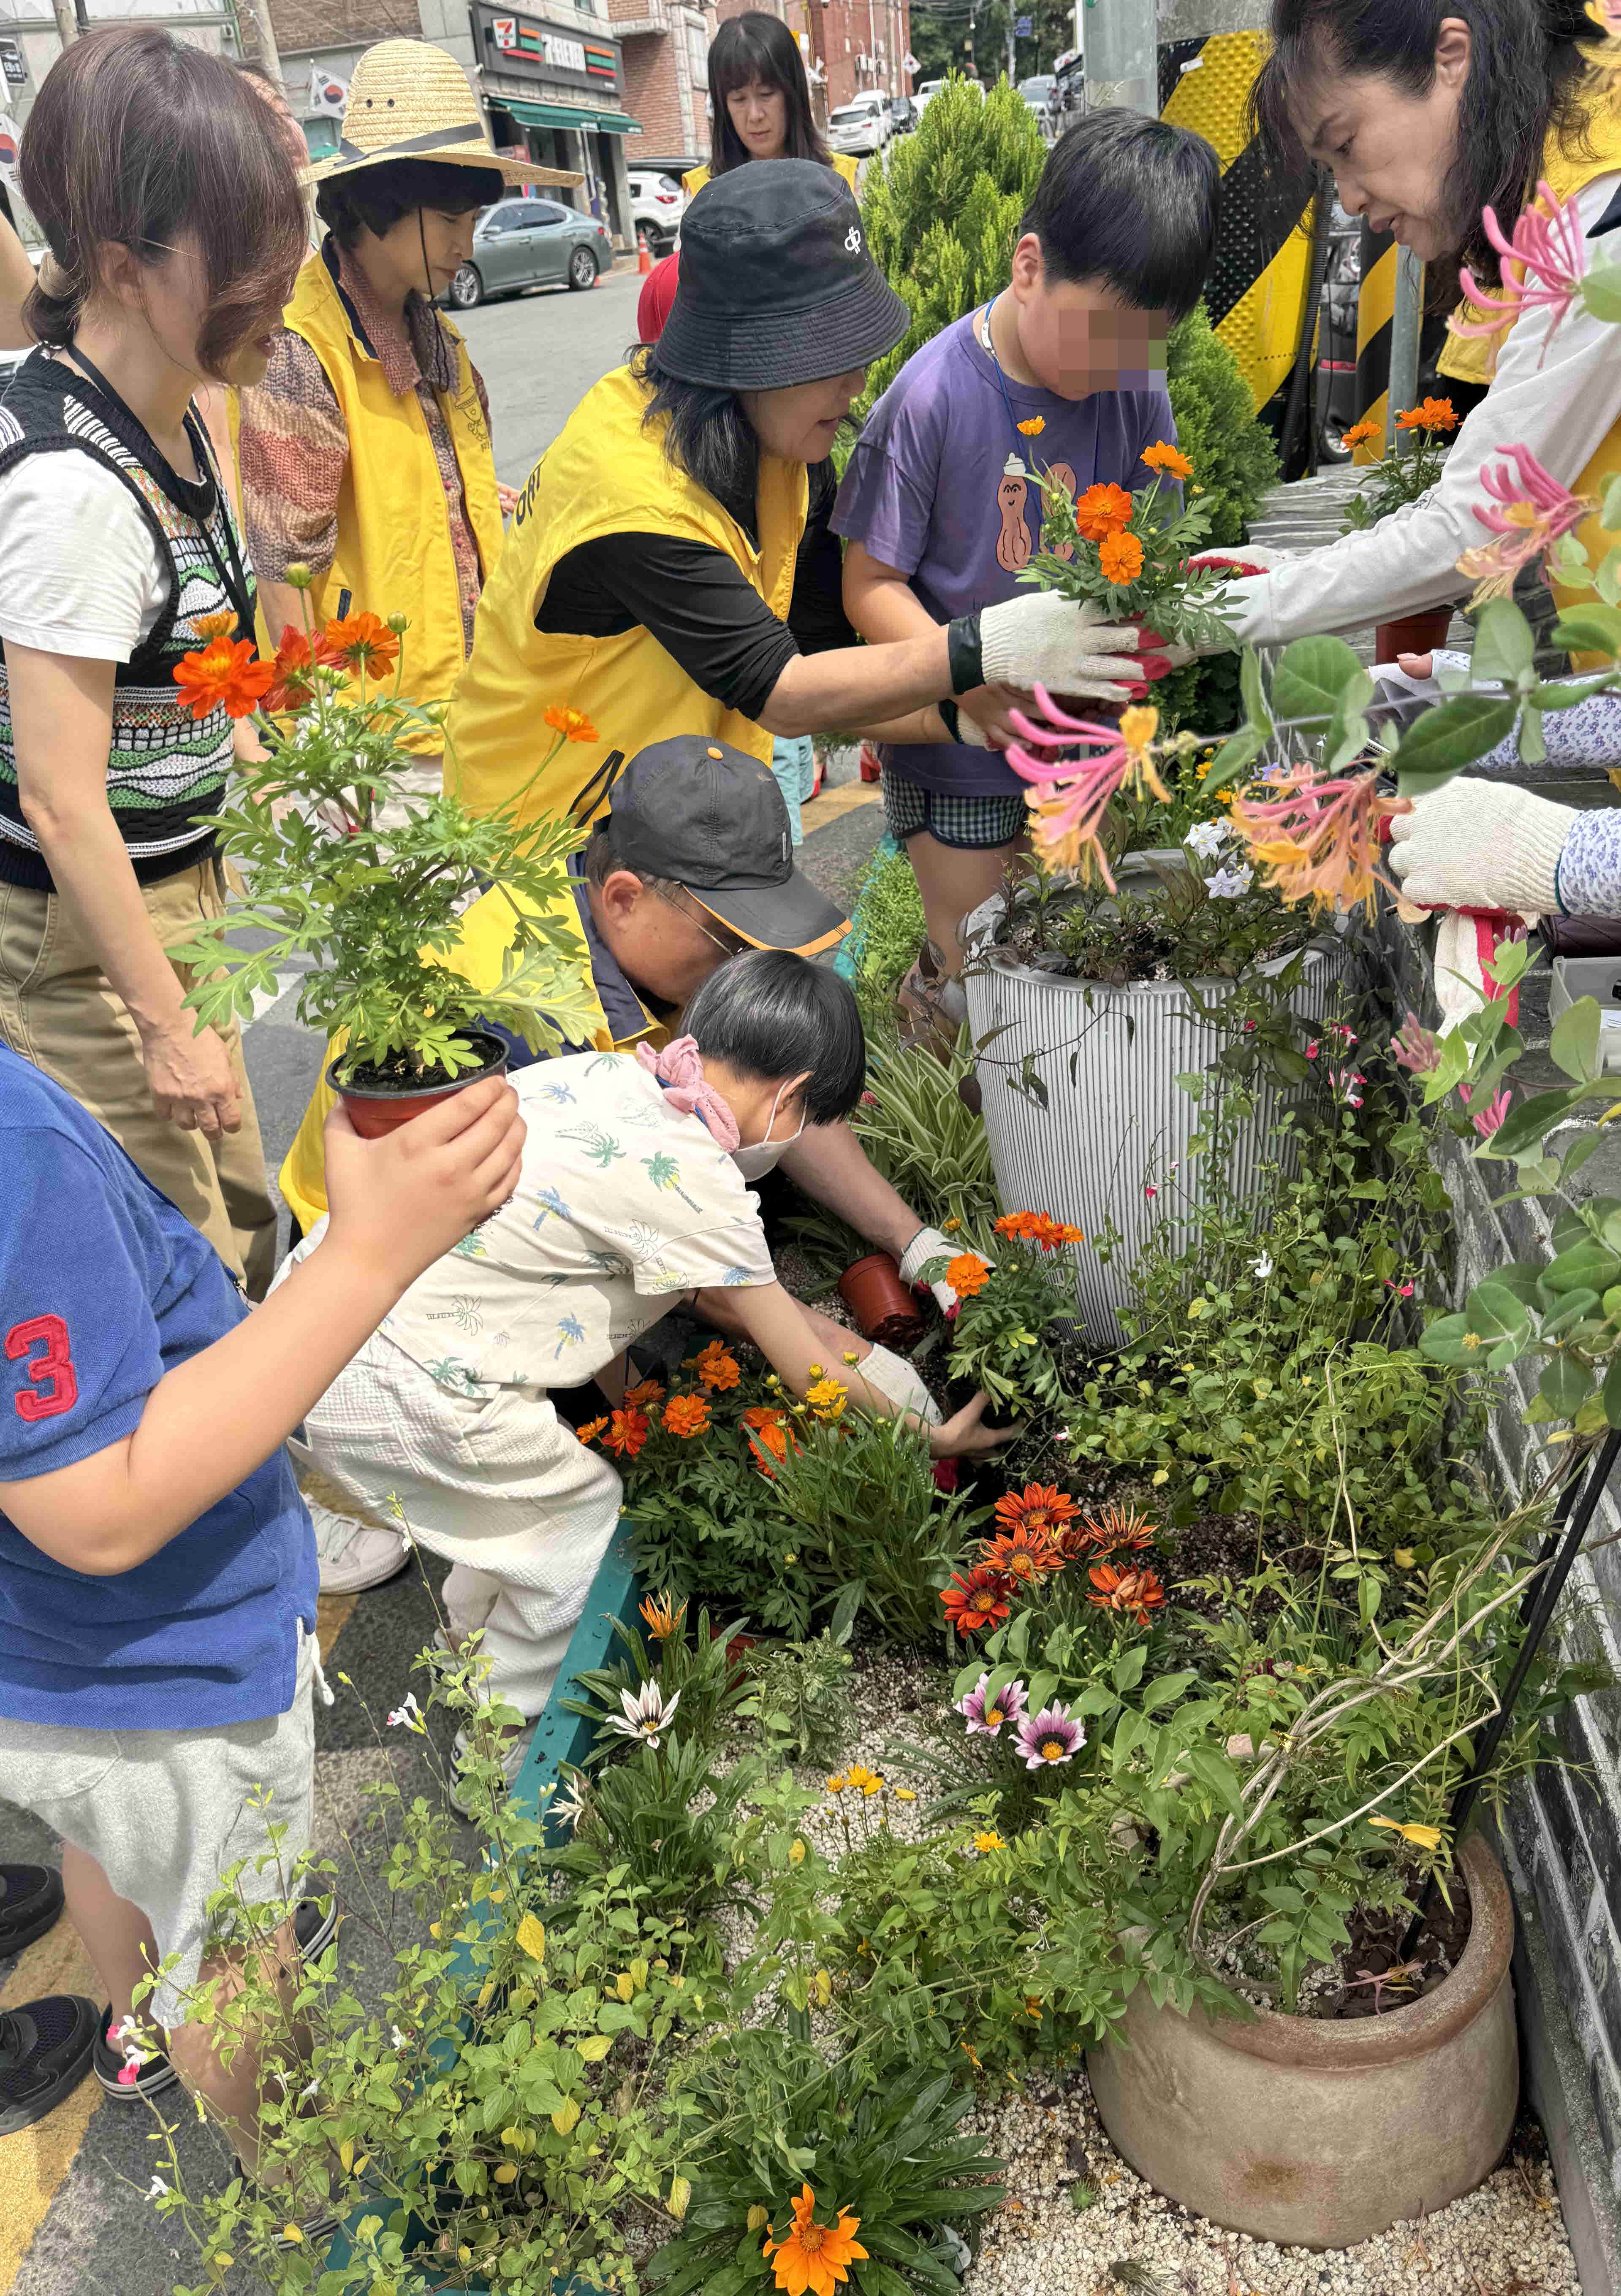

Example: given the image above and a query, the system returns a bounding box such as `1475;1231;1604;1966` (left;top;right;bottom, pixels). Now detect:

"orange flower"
1341;417;1381;451
662;1392;711;1439
762;2184;867;2296
1396;396;1458;434
600;1406;650;1459
577;1415;610;1444
945;1252;991;1298
940;1564;1015;1634
979;1524;1065;1584
1099;529;1145;586
261;624;318;715
1073;482;1134;541
994;1484;1079;1541
1229;764;1402;919
1087;1561;1168;1623
1061;1501;1157;1561
742;1403;793;1475
691;1340;741;1392
640;1591;685;1640
544;704;599;743
192;608;239;643
994;1211;1085;1252
623;1377;665;1409
172;636;275;721
1141;439;1194;480
320;611;400;676
1017;415;1046;437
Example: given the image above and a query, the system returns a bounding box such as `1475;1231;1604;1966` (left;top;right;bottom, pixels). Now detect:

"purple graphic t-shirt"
831;309;1176;797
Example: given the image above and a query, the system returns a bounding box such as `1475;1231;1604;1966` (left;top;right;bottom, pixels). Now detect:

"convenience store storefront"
473;3;640;247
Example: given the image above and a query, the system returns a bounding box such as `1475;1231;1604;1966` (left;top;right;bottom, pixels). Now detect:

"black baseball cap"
655;159;910;392
593;737;848;956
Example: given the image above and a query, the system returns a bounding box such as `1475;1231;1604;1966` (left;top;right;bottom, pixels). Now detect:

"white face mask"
731;1079;807;1181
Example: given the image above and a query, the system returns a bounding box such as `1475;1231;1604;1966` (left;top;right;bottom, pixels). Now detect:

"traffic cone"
637;232;654;276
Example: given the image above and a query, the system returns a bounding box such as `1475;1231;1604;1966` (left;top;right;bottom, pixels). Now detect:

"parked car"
889;94;920;134
827;91;894;156
627;168;686;255
446;197;614;309
1018;72;1056;128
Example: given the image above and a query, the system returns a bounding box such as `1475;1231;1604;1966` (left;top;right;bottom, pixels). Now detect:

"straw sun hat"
307;38;580;190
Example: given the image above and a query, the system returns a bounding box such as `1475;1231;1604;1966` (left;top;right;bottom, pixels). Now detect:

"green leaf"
1551;996;1604;1084
1551;602;1621;658
1419;1312;1472;1365
1201;722;1268;795
1602;1354;1621;1428
1543;1240;1621;1296
1540;1356;1594;1417
1603;469;1621;532
1240;645;1273;735
1540;1288;1602;1339
1271;634;1367;736
1465;1280;1534;1345
1483;1086;1586;1160
1390;697;1519;791
1583;261;1621;325
1471;598;1535;686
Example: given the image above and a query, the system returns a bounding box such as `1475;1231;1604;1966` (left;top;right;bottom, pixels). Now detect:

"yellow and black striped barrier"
1158;26;1315;420
1354;222;1397;462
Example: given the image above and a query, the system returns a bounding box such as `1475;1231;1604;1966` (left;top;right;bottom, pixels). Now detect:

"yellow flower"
846;1762;883;1795
806;1376;849;1420
1119;704;1159;756
1369;1815;1445;1850
639;1591;686;1641
827;1773;848;1795
282;2225;304;2245
973;1829;1006;1853
842;1350;861;1365
1018;415;1046;436
893;1787;917;1802
789;1838;807;1864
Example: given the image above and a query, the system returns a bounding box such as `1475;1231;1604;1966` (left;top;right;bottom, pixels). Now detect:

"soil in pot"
329;1028;510;1141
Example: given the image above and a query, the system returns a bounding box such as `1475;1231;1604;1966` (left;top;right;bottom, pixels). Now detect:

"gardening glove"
1387;778;1574;918
899;1223;989;1316
857;1341;941;1425
954;594;1143;701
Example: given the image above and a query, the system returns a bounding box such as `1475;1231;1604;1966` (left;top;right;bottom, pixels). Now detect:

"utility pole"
48;0;76;50
241;0;284;87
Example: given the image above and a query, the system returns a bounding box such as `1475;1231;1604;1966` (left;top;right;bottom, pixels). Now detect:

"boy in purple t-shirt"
834;110;1221;1026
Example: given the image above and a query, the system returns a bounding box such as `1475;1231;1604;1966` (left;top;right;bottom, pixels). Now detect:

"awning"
498;97;643;134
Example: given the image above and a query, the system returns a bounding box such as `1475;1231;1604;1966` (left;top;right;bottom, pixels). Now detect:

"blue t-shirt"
0;1048;316;1730
832;309;1176;797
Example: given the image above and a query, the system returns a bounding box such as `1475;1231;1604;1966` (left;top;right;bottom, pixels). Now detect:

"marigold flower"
805;1376;848;1420
320;611;400;676
994;1484;1079;1542
762;2184;868;2296
1099;529;1145;586
1395;396;1458;434
543;703;600;743
1087;1561;1168;1623
1017;415;1046;436
1007;692;1166;887
1141;439;1194;480
945;1252;991;1298
691;1340;741;1391
600;1406;650;1459
1451;182;1588;363
622;1377;665;1409
940;1564;1015;1634
261;623;319;715
1073;481;1133;540
639;1591;686;1640
1341;417;1382;452
979;1524;1065;1585
663;1393;710;1439
172;635;274;721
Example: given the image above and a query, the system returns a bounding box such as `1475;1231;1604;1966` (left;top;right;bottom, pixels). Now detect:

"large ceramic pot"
961;868;1344;1348
1086;1833;1518;2250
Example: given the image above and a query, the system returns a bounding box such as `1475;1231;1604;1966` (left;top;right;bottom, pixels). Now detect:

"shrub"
1165;299;1279;548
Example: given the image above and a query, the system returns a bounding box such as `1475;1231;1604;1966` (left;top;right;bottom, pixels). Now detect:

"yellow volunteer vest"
277;878;672;1234
1435;77;1621;661
443;363;807;830
683;152;860;197
277;252;504;746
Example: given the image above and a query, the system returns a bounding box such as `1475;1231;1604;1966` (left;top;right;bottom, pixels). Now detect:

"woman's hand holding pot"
971;593;1146;700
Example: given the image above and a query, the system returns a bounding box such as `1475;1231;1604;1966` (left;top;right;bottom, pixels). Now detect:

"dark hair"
20;25;307;377
1022;109;1221;322
684;949;865;1125
582;825;687;909
707;11;834;178
1252;0;1598;272
317;157;504;248
234;58;284;91
629;340;758;525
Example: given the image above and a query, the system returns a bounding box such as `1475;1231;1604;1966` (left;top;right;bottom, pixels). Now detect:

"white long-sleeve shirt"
1232;173;1621;648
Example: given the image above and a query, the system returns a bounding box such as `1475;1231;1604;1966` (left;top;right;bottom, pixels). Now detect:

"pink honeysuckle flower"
1450;182;1588;363
1456;443;1596;604
1472;1087;1512;1140
1393;1011;1443;1074
1005;690;1167;889
1229;768;1405;919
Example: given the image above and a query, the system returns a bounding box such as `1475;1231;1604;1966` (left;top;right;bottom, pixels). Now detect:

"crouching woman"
278;950;1006;1800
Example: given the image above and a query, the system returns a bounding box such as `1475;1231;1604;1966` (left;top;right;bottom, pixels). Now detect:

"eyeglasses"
656;886;750;960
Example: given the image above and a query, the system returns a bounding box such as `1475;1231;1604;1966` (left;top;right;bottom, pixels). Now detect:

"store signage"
0;39;24;87
479;5;620;96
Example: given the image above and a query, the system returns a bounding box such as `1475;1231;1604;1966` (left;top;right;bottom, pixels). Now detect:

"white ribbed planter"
963;873;1344;1349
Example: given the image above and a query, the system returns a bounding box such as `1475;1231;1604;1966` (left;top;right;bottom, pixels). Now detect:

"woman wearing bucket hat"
237;39;579;798
445;160;1151;836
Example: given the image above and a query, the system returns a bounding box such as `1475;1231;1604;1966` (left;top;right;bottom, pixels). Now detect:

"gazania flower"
979;1525;1065;1584
1064;1502;1157;1560
762;2184;867;2296
1087;1561;1168;1623
1073;481;1133;540
941;1564;1015;1634
1341;417;1381;452
1007;694;1166;887
1099;529;1144;586
805;1376;848;1420
172;635;274;721
663;1393;710;1439
945;1252;991;1298
261;624;318;714
956;1671;1029;1737
543;703;599;742
639;1591;686;1640
622;1377;665;1409
1015;1701;1086;1770
1141;439;1194;480
994;1211;1085;1251
1227;765;1403;919
599;1405;650;1459
692;1340;741;1391
1017;415;1046;436
994;1483;1078;1540
1395;396;1458;434
1451;183;1588;361
320;611;400;676
607;1680;680;1748
1455;443;1596;604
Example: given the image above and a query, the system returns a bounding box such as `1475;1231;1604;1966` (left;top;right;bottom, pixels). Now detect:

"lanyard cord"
977;299;1030;462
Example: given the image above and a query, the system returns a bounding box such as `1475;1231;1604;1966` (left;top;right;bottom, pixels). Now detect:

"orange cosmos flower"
1141;439;1194;480
978;1524;1065;1585
172;636;275;721
622;1377;665;1410
691;1340;741;1392
762;2184;867;2296
994;1484;1079;1542
662;1392;711;1439
544;703;599;742
261;624;319;715
1087;1561;1168;1623
945;1252;991;1298
1017;415;1046;436
577;1415;609;1445
599;1406;650;1459
994;1211;1085;1251
1073;482;1134;540
1099;529;1145;586
1396;396;1458;433
741;1403;793;1475
1341;417;1381;452
320;611;400;676
192;608;239;643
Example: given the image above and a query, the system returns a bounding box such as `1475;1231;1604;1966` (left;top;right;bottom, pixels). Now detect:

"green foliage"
996;843;1314;988
545;1736;765;1919
937;1233;1076;1419
1023;464;1238;656
853;1027;1000;1251
562;1597;757;1766
751;1632;857;1768
845;841;927;1003
1164;300;1279;550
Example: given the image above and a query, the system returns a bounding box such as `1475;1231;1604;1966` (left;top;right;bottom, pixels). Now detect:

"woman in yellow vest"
1145;0;1621;667
683;11;860;200
237;40;577;789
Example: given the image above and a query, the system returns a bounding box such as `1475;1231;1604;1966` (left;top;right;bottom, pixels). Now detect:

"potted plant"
166;581;601;1135
1340;396;1461;659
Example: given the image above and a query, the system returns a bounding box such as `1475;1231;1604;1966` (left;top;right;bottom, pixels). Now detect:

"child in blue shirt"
0;1045;523;2165
834;110;1222;1030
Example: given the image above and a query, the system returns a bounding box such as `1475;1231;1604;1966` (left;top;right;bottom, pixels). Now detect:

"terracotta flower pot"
328;1029;510;1141
837;1252;927;1349
1084;1832;1518;2250
1374;604;1454;663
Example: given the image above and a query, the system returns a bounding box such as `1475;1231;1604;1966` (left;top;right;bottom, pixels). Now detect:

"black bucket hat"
655;159;910;392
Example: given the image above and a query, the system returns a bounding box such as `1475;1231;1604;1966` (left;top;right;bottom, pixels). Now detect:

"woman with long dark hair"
684;10;857;195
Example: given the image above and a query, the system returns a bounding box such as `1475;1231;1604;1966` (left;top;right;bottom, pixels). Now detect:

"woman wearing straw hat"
237;40;579;793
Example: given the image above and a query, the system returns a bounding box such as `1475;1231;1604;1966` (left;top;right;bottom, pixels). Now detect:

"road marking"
804;783;880;832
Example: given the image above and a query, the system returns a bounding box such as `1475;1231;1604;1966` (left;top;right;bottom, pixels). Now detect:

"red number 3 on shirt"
5;1315;79;1422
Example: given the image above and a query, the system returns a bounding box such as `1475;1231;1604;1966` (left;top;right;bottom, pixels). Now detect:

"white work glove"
974;593;1142;699
1387;777;1574;917
899;1223;990;1315
857;1341;941;1424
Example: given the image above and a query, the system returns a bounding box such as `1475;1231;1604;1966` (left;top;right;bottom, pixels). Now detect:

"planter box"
324;1522;644;2293
1086;1833;1518;2249
962;874;1344;1348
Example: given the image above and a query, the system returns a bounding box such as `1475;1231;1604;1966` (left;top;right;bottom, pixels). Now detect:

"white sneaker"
448;1721;538;1820
309;1500;409;1594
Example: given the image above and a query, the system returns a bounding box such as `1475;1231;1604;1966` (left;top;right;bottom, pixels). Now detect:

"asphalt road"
455;263;646;488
